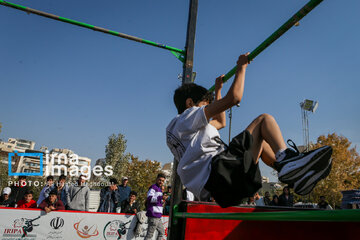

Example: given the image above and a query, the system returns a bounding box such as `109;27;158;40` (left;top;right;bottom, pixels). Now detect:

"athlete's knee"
257;113;274;122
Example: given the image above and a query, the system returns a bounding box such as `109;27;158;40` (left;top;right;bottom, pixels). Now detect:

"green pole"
0;0;185;55
209;0;323;92
174;209;360;222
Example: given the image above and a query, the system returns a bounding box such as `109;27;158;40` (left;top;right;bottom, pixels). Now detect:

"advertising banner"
0;207;168;240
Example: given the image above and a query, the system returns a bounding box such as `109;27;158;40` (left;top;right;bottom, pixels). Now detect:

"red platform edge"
183;202;360;240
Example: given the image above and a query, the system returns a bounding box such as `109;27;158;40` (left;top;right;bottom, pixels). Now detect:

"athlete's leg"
260;141;276;167
246;114;332;196
252;140;275;166
246;113;286;164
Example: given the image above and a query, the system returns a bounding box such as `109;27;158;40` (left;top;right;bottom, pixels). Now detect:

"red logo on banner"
73;219;99;238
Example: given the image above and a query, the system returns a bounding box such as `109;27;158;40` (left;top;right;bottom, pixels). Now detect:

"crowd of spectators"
0;174;339;240
0;175;90;212
96;176;140;214
0;176;334;214
0;175;144;215
242;186;334;209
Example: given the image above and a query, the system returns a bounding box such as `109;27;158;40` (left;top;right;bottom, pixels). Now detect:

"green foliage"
26;176;45;200
124;155;162;211
105;133;131;180
303;133;360;208
0;122;8;191
98;133;163;210
0;160;10;191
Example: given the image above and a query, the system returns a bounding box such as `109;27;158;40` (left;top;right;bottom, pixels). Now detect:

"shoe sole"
278;146;332;184
294;160;332;195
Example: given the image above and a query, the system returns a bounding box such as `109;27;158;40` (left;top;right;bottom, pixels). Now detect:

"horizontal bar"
208;0;323;92
0;0;185;54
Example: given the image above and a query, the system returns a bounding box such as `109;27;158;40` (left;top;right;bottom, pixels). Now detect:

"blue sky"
1;0;359;181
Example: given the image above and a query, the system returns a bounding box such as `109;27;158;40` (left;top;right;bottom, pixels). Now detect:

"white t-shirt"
166;106;225;200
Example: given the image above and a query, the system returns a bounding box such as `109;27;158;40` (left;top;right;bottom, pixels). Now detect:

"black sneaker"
294;160;332;195
273;140;300;172
277;141;333;184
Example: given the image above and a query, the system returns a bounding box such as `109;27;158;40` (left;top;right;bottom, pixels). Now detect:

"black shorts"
204;130;262;208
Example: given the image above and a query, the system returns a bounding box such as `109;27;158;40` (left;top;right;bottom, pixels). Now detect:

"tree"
26;176;44;200
307;133;360;208
123;155;162;210
89;158;106;188
0;122;9;190
0;159;9;191
105;133;131;180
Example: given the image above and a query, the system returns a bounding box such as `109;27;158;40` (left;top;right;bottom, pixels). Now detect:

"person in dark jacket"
263;191;272;206
117;177;131;205
38;190;65;213
163;186;172;215
9;176;29;206
0;187;13;207
278;186;294;207
97;178;120;213
37;176;54;206
121;191;140;214
270;195;280;206
55;175;70;208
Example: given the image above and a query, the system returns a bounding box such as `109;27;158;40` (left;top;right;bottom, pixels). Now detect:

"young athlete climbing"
166;53;332;207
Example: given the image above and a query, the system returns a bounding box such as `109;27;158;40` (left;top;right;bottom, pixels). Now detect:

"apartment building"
0;138;91;176
0;138;36;170
46;148;91;176
0;138;35;152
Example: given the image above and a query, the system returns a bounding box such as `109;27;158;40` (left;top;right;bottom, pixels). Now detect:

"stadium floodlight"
300;99;319;113
300;99;318;152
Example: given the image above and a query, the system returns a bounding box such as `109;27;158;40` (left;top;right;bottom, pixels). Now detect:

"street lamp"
300;99;318;152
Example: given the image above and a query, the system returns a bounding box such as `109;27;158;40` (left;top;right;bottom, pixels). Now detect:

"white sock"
275;149;287;162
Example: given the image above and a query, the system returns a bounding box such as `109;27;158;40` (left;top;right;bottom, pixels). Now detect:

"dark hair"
24;190;33;196
109;178;118;185
49;189;58;196
157;173;166;179
46;176;54;181
19;176;26;180
130;191;137;196
173;83;213;114
58;175;66;181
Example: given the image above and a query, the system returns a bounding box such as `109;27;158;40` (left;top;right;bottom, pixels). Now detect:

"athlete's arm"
209;75;226;130
205;53;249;121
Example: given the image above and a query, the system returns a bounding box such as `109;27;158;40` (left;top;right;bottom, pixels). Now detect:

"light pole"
300;99;318;152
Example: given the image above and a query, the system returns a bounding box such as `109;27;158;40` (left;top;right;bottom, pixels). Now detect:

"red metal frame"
183;202;360;240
